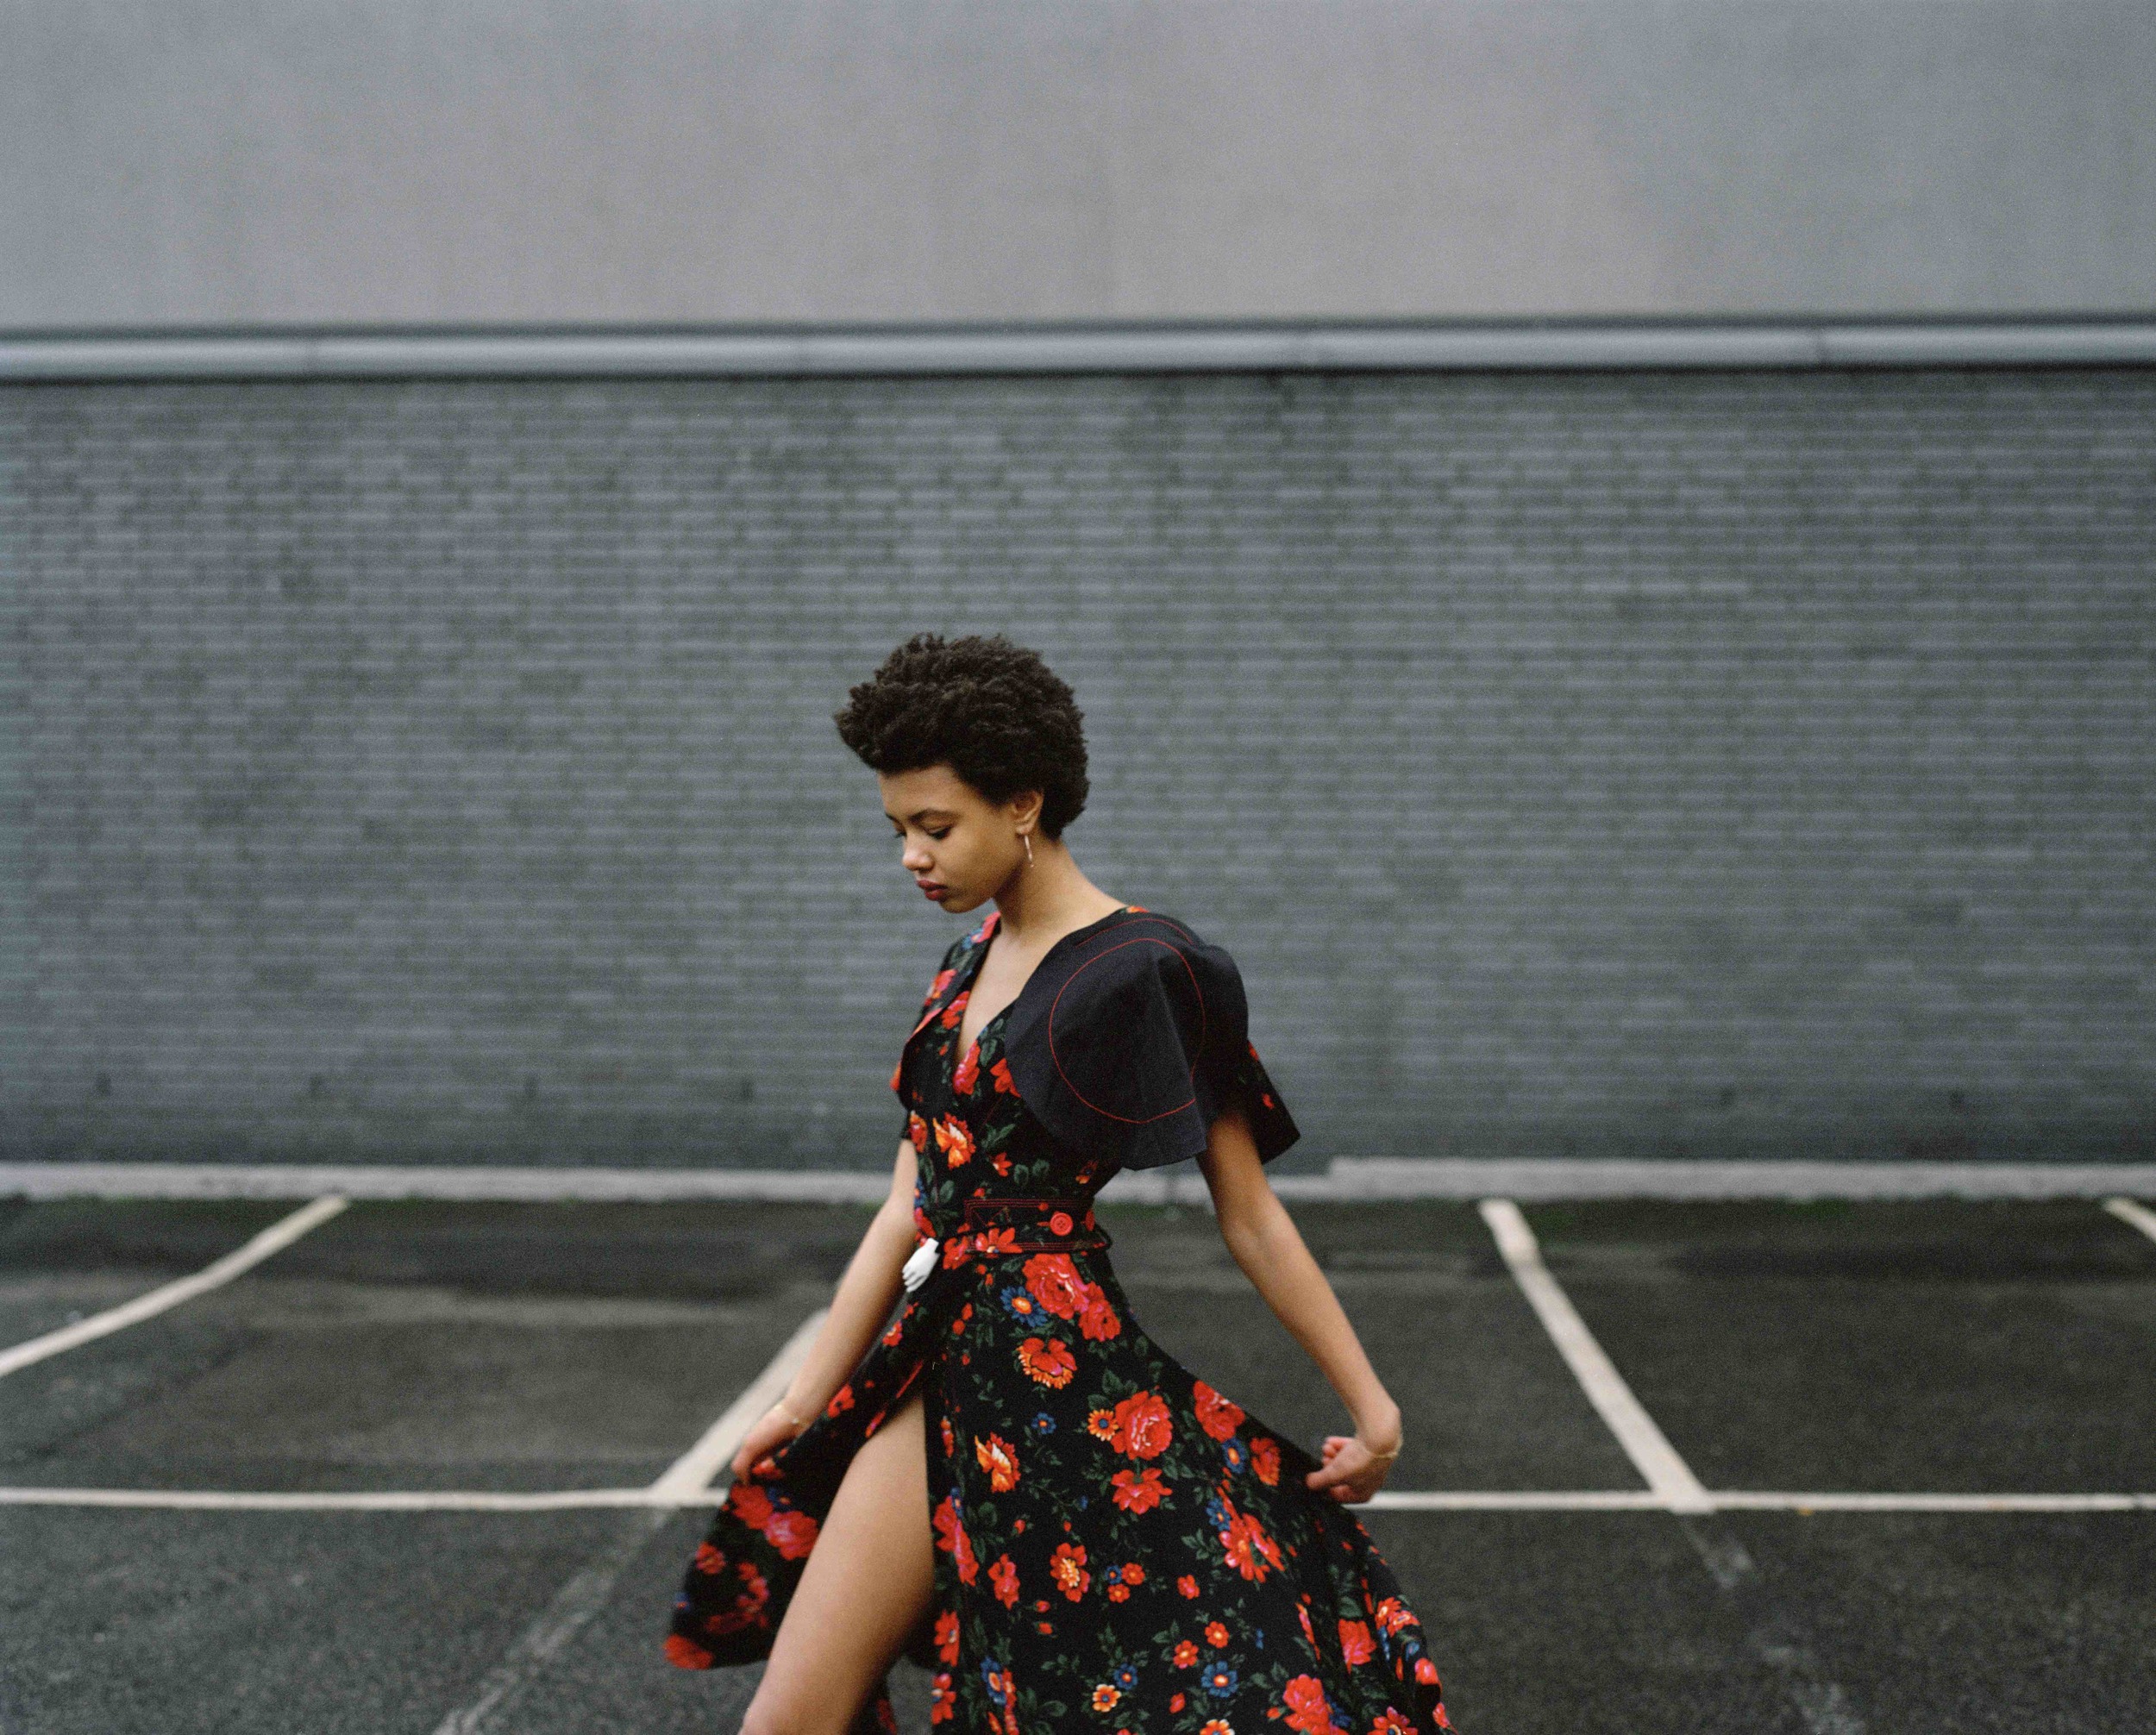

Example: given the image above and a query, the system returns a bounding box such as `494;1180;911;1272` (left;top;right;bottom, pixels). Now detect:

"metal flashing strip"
3;320;2155;380
3;1160;2153;1205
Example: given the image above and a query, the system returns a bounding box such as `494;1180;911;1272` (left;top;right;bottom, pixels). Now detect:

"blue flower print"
1112;1663;1138;1691
1031;1411;1056;1436
1203;1663;1238;1699
1000;1287;1042;1322
1219;1436;1249;1475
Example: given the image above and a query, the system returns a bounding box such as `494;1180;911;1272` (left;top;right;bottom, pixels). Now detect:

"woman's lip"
918;884;947;897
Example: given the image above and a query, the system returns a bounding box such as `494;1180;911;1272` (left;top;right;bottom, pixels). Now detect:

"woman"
667;633;1453;1735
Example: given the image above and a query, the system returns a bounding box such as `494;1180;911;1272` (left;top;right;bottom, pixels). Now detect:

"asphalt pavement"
2;1193;2151;1734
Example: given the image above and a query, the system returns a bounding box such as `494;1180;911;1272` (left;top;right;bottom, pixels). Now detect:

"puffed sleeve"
1001;915;1301;1172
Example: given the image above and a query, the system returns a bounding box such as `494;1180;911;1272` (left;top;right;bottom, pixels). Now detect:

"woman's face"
880;762;1036;915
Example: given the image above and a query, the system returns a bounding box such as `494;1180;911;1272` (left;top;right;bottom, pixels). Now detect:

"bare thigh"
742;1386;935;1735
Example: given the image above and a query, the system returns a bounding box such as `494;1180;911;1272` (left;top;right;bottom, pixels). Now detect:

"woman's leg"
739;1386;935;1735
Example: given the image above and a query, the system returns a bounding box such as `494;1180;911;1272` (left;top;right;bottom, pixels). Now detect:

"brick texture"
3;370;2151;1169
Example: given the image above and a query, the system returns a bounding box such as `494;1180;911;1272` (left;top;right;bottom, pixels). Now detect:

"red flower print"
1170;1693;1187;1713
1110;1467;1169;1513
934;1609;960;1664
1251;1436;1282;1485
692;1541;724;1576
976;1432;1020;1493
989;1554;1020;1608
932;1494;979;1585
1174;1639;1200;1667
1193;1380;1246;1441
1092;1685;1120;1712
1178;1575;1200;1599
1414;1658;1440;1687
939;989;968;1029
934;1114;975;1168
1298;1603;1317;1647
930;1671;956;1725
1338;1619;1375;1665
1022;1253;1087;1318
926;967;957;1005
975;1225;1021;1257
1283;1675;1343;1735
1120;1562;1144;1584
1371;1711;1413;1735
1201;1724;1232;1735
1109;1390;1173;1458
908;1112;930;1150
990;1057;1018;1094
1107;1582;1130;1601
726;1482;774;1528
954;1041;981;1094
1050;1541;1091;1600
1017;1336;1077;1387
1219;1504;1283;1582
1076;1287;1122;1341
992;1150;1012;1176
882;1317;906;1346
825;1383;855;1417
1087;1409;1119;1440
890;1057;904;1092
941;1416;957;1456
764;1510;819;1560
1205;1621;1230;1647
665;1632;713;1669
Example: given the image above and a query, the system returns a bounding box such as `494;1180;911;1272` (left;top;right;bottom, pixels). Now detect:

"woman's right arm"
728;1133;922;1481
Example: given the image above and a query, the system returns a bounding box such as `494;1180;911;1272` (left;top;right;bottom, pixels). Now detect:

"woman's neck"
991;846;1126;953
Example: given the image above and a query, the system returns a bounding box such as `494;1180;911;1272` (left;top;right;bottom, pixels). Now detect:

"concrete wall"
4;367;2151;1169
4;0;2153;327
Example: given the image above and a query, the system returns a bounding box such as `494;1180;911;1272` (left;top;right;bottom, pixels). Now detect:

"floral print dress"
667;907;1454;1735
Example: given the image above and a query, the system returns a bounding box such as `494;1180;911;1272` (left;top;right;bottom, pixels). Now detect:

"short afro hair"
834;632;1090;840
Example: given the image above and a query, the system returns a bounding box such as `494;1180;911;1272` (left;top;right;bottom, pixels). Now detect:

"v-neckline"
952;904;1136;1060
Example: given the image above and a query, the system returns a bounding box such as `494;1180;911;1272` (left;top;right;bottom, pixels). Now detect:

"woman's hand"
1304;1429;1401;1504
728;1402;806;1483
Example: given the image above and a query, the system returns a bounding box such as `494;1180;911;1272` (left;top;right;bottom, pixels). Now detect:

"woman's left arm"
1196;1102;1403;1503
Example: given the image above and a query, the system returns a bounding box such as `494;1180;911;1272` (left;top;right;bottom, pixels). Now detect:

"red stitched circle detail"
1045;936;1209;1124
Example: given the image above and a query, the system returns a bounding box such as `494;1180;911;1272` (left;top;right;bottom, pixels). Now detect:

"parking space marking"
2105;1195;2156;1245
0;1194;348;1379
1476;1197;1714;1513
429;1299;831;1735
3;1482;2151;1513
649;1305;830;1500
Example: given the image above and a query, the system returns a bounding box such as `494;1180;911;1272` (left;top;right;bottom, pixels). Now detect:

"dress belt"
901;1196;1110;1293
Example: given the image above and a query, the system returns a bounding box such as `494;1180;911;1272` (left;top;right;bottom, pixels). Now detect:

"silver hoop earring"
1020;830;1034;866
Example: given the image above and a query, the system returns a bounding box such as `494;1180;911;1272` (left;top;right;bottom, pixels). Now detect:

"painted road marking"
2105;1195;2156;1245
1477;1197;1716;1513
0;1194;348;1380
10;1160;2156;1204
429;1298;833;1735
0;1483;2147;1513
648;1306;830;1500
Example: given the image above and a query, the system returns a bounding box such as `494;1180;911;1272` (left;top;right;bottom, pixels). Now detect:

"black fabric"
997;908;1301;1172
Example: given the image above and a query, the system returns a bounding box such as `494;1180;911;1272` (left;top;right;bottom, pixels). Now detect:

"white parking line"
429;1299;833;1735
2104;1195;2156;1245
0;1195;348;1379
3;1483;2149;1513
649;1306;830;1500
1477;1197;1716;1514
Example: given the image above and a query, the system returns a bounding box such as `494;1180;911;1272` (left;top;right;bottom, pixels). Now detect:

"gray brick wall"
3;370;2151;1169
